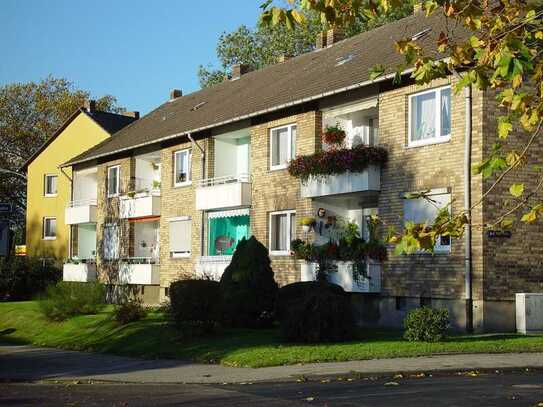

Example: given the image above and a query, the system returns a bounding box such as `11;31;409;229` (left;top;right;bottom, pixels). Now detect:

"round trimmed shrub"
169;279;221;330
220;236;278;328
276;281;354;342
403;306;450;342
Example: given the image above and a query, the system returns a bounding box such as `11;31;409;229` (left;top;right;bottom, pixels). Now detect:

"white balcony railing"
195;174;251;210
65;199;98;224
63;261;97;282
300;167;380;199
119;195;161;219
195;255;232;281
300;260;381;293
119;257;160;285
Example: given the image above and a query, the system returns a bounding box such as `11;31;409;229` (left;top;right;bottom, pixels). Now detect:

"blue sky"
0;0;262;114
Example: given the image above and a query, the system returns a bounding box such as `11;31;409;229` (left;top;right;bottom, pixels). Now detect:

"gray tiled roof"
65;11;460;167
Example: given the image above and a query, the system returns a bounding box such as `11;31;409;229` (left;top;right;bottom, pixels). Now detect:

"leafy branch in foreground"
261;0;543;253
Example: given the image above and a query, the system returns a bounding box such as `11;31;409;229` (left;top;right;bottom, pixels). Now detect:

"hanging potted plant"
299;216;316;233
323;123;346;148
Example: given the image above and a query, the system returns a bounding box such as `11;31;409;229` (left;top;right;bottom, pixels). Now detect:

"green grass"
1;301;543;368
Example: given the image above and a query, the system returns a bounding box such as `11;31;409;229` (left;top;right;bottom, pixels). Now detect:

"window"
403;189;451;252
269;210;296;255
43;217;56;240
169;217;191;257
103;224;119;260
270;124;296;170
44;175;58;197
420;297;432;307
208;213;250;256
107;165;120;197
174;149;192;186
408;86;451;147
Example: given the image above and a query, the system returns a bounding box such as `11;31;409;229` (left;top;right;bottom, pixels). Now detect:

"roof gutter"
62;67;415;168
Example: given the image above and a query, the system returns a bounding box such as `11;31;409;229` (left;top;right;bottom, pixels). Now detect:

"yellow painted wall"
26;113;110;259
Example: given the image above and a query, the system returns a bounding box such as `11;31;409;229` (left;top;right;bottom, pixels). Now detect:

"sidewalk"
2;344;543;384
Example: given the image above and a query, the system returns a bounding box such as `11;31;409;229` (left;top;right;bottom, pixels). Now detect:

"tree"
0;76;122;236
262;0;543;253
198;2;414;88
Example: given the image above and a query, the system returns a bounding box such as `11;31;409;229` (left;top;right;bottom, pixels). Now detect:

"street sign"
15;245;27;256
0;203;12;213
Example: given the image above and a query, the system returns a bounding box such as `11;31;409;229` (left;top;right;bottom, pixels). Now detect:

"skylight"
411;28;432;41
191;101;207;111
335;53;355;67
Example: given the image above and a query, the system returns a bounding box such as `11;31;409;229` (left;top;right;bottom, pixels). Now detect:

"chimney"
316;32;327;49
122;111;140;120
83;99;96;113
413;2;423;14
170;89;182;100
231;63;251;80
326;28;344;47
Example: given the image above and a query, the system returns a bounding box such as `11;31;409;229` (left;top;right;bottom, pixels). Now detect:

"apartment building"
23;101;138;261
59;10;543;332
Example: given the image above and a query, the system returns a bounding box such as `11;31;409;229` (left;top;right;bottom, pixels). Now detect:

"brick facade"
85;75;542;331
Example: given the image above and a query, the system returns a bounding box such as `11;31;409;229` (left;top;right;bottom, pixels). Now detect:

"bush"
0;257;61;300
403;307;450;342
276;281;354;342
114;298;146;325
220;236;278;328
39;281;106;321
169;279;221;332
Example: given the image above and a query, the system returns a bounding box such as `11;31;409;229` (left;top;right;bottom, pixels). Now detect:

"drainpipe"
187;134;206;256
464;85;473;333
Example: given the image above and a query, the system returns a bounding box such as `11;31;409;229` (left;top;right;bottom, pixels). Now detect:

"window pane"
108;167;118;195
175;151;189;184
271;214;287;251
272;128;289;166
290;213;296;246
411;92;436;141
441;88;451;137
208;215;250;256
44;218;56;238
290;126;297;159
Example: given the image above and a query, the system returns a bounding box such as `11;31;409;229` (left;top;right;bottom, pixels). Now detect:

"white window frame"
173;149;192;187
169;216;192;258
44;174;58;197
43;217;57;240
269;123;296;171
107;165;121;198
269;210;296;256
408;85;451;148
402;188;451;253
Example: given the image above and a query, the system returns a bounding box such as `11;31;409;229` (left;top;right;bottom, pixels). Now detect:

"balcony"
120;194;161;219
63;261;97;282
300;167;380;199
65;199;97;225
119;258;160;285
195;174;251;211
300;260;381;293
195;256;232;280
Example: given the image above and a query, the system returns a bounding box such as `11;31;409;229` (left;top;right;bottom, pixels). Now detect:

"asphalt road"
2;370;543;407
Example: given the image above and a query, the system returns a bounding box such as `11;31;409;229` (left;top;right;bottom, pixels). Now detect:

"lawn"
1;301;543;368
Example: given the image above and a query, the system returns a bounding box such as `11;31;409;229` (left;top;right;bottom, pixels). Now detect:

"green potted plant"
323;123;346;147
299;216;316;233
